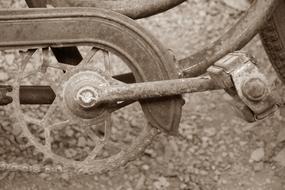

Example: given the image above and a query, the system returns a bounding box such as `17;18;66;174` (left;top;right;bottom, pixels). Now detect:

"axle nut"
242;78;267;102
76;86;98;109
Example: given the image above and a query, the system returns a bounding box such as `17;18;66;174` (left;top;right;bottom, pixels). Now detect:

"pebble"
61;173;70;181
64;149;77;158
65;128;74;137
77;137;87;147
142;164;150;171
250;148;265;162
253;162;264;172
277;128;285;143
11;126;22;137
39;173;50;180
0;71;9;82
4;54;15;65
273;148;285;167
153;177;170;189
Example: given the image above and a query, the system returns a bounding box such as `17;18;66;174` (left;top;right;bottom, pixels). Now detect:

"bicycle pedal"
208;51;279;122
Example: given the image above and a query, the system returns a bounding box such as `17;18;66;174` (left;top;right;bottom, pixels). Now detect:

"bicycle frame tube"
26;0;280;79
179;0;281;78
28;0;187;19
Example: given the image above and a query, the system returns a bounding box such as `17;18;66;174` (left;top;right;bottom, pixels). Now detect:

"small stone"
4;54;15;65
65;129;74;137
135;175;145;190
273;148;285;167
239;141;247;146
277;128;285;143
61;173;70;181
0;71;9;82
142;165;150;171
153;177;170;189
77;137;87;147
11;126;22;137
64;149;77;158
250;148;265;162
253;162;264;172
39;173;50;180
204;127;216;137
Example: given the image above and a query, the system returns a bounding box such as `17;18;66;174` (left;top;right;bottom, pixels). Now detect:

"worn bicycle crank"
0;8;183;175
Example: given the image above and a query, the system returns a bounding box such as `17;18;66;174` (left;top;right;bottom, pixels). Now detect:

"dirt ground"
1;0;285;190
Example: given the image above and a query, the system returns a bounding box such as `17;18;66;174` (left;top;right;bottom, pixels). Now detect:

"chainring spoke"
9;45;158;175
77;47;99;68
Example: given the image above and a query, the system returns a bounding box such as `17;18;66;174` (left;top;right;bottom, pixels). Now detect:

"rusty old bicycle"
0;0;284;175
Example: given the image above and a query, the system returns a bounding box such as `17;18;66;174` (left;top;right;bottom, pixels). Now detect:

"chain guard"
0;7;183;133
0;8;183;174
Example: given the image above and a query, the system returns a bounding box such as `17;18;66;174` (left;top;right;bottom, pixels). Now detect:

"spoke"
41;48;49;73
22;67;41;79
18;49;37;76
24;115;42;126
42;71;60;94
41;97;60;127
103;116;111;140
49;120;71;130
103;50;112;75
106;141;127;151
44;129;52;150
87;128;101;145
85;118;111;161
40;48;74;72
78;47;99;67
46;61;73;72
84;128;105;161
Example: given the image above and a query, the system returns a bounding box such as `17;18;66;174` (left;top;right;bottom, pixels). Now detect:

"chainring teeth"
7;47;158;175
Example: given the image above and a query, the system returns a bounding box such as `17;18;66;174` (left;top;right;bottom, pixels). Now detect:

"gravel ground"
1;0;285;190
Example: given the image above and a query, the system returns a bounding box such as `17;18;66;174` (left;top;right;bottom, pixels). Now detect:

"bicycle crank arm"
98;77;220;104
0;77;220;105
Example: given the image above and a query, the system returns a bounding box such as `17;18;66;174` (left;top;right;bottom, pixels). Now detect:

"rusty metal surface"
19;86;55;105
0;86;55;105
208;52;278;122
179;0;281;77
25;0;186;66
0;77;219;106
0;7;183;132
25;0;83;66
98;77;220;104
47;0;187;19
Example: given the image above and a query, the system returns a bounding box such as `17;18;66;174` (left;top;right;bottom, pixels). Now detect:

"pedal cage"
208;52;279;122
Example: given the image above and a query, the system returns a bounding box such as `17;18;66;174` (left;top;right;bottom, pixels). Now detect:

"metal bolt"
76;86;98;108
242;78;267;102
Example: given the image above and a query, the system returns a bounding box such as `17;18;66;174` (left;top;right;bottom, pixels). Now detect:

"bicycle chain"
0;126;158;175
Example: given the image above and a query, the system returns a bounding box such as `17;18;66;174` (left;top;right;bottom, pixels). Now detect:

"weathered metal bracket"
208;52;278;122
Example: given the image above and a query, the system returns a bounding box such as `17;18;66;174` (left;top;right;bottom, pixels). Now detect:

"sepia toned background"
0;0;285;189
